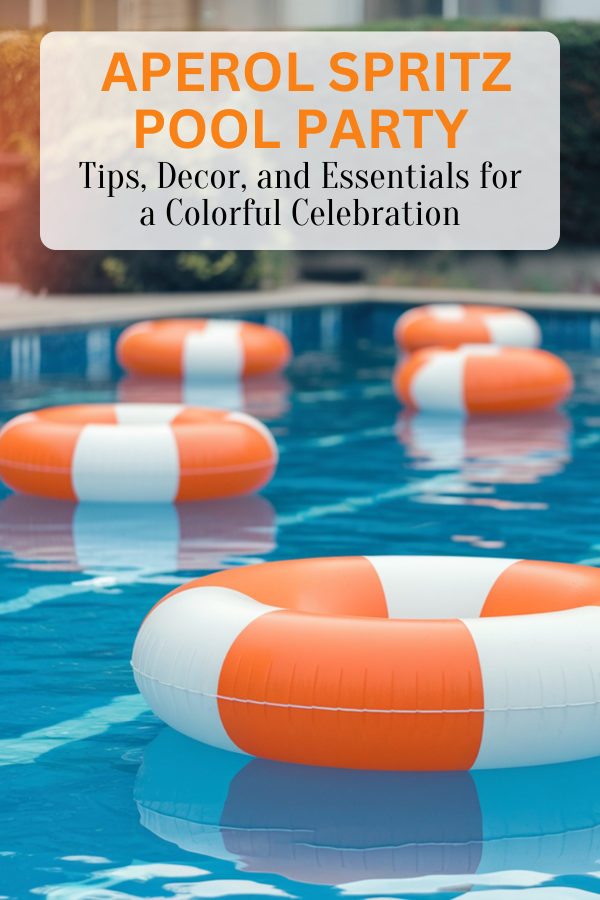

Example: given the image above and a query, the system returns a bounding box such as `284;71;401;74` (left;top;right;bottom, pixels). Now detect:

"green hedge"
352;18;600;246
0;31;259;293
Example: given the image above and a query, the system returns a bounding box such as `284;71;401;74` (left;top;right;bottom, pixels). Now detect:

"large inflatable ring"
394;304;541;352
132;555;600;771
117;318;292;379
0;403;278;502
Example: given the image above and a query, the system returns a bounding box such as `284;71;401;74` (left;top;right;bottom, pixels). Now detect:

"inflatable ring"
394;304;541;352
136;727;600;884
117;318;292;378
0;403;277;503
394;345;573;415
132;555;600;771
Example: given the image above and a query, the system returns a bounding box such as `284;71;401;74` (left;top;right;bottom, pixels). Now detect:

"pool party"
2;299;600;899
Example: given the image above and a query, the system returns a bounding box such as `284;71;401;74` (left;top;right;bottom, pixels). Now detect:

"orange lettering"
289;52;313;91
329;53;359;92
142;53;170;91
211;54;240;91
403;109;433;149
299;109;327;148
211;109;247;148
135;109;164;148
371;110;401;148
482;52;511;91
169;109;205;148
255;109;279;148
450;52;480;91
400;53;429;92
366;53;393;91
102;52;137;91
330;109;366;149
435;109;468;148
178;53;203;92
245;52;281;92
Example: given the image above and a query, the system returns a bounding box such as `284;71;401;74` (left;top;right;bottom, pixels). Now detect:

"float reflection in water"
396;410;571;485
117;373;292;421
136;727;600;886
0;494;276;572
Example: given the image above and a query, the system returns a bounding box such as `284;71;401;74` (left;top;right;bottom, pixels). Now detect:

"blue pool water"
2;302;600;899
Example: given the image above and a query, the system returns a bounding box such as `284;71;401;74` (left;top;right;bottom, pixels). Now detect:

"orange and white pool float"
0;404;278;502
394;304;541;352
117;319;292;378
394;345;573;415
132;555;600;771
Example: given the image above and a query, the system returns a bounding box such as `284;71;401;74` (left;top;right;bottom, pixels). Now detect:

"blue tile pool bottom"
2;303;600;898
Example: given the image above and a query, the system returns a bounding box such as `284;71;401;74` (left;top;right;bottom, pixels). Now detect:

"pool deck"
1;282;600;335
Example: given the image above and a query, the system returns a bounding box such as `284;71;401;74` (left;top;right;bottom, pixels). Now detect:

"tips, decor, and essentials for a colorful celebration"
394;304;542;352
0;403;278;502
394;345;573;415
132;555;600;771
117;319;292;379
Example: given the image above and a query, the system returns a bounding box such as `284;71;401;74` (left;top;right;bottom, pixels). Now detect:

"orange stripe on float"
140;557;387;625
173;412;276;501
481;559;600;617
197;557;387;617
239;322;292;376
218;612;484;770
0;418;82;500
117;320;207;377
400;310;489;352
36;405;118;425
464;349;573;414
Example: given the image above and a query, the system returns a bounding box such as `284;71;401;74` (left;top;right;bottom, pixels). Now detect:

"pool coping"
1;281;600;335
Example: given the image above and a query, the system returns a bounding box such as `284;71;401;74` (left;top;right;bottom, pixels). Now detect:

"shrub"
352;18;600;246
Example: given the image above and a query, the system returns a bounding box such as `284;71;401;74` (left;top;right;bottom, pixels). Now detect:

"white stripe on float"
410;351;466;413
483;311;541;348
72;425;180;502
183;320;244;379
0;694;148;767
465;606;600;769
132;586;278;754
114;403;184;425
366;556;518;620
428;304;466;322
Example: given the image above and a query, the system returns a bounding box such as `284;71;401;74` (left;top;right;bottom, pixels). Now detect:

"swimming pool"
2;302;600;899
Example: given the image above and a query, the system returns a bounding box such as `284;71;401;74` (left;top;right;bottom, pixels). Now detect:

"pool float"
394;304;541;352
117;319;292;378
136;727;600;885
0;403;277;502
132;555;600;771
118;372;291;421
394;345;573;414
0;493;276;572
396;410;571;485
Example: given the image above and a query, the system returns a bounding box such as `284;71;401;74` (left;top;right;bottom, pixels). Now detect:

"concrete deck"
1;282;599;335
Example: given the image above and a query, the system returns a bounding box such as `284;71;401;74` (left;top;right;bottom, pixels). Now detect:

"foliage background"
0;21;599;291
